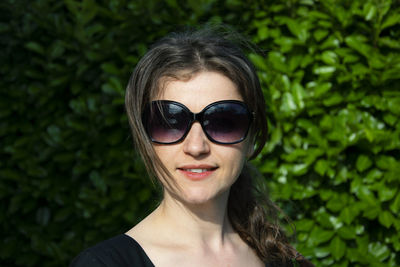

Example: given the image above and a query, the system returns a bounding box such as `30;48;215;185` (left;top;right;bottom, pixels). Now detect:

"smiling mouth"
177;167;218;180
179;167;218;173
178;166;218;179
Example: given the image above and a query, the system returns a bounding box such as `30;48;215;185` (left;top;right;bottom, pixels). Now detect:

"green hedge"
247;1;400;266
1;0;399;266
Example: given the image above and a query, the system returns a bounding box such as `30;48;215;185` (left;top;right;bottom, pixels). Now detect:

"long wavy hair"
125;26;306;264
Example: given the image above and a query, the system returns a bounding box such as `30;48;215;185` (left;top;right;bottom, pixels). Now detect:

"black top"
70;234;306;267
70;235;154;267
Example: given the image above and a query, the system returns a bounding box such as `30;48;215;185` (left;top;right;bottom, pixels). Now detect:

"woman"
71;27;314;267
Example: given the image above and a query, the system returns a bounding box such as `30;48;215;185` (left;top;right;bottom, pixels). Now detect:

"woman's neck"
153;190;236;250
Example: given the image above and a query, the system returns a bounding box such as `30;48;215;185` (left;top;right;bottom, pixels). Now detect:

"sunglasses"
143;100;254;145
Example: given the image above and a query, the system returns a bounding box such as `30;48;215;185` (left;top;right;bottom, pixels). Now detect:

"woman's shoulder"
69;234;155;267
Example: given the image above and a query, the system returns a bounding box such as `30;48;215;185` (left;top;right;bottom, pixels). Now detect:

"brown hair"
125;26;303;264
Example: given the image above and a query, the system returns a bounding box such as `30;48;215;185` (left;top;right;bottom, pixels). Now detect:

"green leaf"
257;26;268;40
101;77;124;96
49;41;66;59
368;52;385;69
356;186;378;206
321;51;338;65
383;113;398;126
323;92;343;106
363;205;381;219
330;236;346;260
390;194;400;213
249;53;268;71
320;35;339;50
368;242;390;261
345;35;372;57
313;29;329;41
89;171;107;193
280;92;297;113
313;246;331;258
286;18;310;42
356;154;372;172
379;37;400;49
350;63;369;76
337;48;359;63
25;42;45;55
365;168;382;183
54;208;72;222
291;82;306;109
314;82;332;97
314;66;336;75
337;225;357;240
309;227;335;245
315;212;334;229
292;163;308;176
378;211;394;228
376;155;397;170
339;205;360;225
36;207;51;226
319;189;333;201
326;193;347;212
377;184;397;202
265;125;282;152
387;98;400;115
363;2;376;21
274;36;296;53
101;63;120;75
381;13;400;30
296;219;315;231
165;0;178;8
47;125;61;144
314;159;328;176
268;51;287;72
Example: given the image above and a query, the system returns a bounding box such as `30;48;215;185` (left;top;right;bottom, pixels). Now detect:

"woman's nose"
182;122;210;157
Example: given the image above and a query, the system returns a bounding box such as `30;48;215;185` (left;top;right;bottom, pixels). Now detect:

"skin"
126;71;263;267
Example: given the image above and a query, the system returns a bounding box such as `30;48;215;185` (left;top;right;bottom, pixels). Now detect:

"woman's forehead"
152;71;242;101
153;72;242;104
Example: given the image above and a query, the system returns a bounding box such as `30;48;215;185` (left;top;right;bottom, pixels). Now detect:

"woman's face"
152;71;253;205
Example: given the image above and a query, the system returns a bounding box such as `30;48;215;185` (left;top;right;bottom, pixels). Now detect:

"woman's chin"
177;188;228;206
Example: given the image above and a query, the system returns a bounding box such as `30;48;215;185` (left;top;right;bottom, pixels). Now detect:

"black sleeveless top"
70;235;153;266
70;234;307;267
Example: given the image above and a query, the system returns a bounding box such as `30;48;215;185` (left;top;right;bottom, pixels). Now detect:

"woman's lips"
177;165;218;181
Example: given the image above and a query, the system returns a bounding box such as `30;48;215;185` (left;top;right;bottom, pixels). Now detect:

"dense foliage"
1;0;399;266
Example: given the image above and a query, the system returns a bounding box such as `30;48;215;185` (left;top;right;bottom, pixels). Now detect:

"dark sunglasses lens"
146;103;189;143
203;103;250;143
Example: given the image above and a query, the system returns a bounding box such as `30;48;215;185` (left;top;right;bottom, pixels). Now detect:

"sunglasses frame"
143;100;255;145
